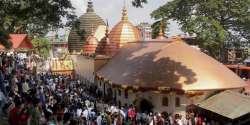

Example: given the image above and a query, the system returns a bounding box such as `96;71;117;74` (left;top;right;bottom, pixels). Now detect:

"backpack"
101;116;108;125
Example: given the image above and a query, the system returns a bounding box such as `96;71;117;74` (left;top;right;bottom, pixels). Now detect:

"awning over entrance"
195;90;250;120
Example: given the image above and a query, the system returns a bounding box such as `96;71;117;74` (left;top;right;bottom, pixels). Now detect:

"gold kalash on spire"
156;20;168;40
87;0;94;12
109;0;141;46
122;0;128;21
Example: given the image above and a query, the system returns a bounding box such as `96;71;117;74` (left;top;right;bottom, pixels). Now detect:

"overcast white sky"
68;0;182;36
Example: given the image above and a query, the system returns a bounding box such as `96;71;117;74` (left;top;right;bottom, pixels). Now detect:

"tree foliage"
132;0;148;7
133;0;250;59
153;0;250;59
0;0;76;47
0;31;12;49
31;38;50;59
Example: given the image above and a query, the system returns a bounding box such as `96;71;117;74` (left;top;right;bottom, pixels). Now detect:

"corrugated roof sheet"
0;34;33;49
197;90;250;119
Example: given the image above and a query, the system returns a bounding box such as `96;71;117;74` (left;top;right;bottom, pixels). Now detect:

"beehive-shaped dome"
109;6;141;46
68;1;105;53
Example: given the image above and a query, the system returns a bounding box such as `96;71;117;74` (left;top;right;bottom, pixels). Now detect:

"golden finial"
105;19;110;44
86;0;94;12
105;19;109;37
156;20;167;40
122;0;128;21
175;35;183;42
158;20;164;37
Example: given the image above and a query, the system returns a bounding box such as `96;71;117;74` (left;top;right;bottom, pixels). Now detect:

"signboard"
50;60;74;71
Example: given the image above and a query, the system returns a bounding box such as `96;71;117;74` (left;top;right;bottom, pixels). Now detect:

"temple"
96;37;245;112
68;0;246;113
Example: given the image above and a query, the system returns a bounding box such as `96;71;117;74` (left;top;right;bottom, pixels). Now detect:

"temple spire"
158;20;165;37
104;19;110;43
156;20;168;40
87;0;94;12
122;0;128;21
105;20;109;37
175;35;183;42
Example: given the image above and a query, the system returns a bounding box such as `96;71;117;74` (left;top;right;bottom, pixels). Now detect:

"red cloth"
197;117;203;125
19;112;29;125
9;107;20;125
127;109;136;119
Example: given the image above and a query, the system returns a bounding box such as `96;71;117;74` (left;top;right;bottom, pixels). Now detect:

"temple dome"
68;1;105;53
82;34;98;55
109;6;141;46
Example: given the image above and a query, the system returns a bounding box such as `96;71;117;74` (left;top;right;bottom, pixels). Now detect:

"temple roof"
97;38;246;91
68;0;105;53
0;34;33;50
109;4;141;46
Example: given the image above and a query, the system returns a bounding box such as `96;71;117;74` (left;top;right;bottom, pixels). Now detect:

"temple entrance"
139;99;153;113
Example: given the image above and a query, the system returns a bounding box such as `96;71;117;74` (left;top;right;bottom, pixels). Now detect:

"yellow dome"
109;5;141;46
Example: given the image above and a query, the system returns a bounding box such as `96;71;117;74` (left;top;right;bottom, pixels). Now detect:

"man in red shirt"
9;97;23;125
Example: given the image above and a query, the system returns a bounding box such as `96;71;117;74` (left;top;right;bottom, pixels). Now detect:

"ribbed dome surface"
68;1;105;53
109;6;141;46
109;20;141;46
82;35;98;55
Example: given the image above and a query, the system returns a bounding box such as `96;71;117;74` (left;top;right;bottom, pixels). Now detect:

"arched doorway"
139;99;153;113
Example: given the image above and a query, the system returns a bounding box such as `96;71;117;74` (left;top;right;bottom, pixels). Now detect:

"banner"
50;60;74;71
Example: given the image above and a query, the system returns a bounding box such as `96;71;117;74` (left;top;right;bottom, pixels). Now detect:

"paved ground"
0;115;8;125
0;108;9;125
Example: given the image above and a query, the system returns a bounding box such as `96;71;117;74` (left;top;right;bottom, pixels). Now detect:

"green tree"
132;0;147;7
0;0;76;47
0;31;12;49
133;0;250;59
31;38;50;59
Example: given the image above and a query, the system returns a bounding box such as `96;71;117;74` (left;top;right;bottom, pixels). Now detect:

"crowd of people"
0;52;216;125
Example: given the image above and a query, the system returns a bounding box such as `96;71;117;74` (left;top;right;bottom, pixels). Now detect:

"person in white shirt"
169;115;174;125
77;108;83;118
96;114;102;125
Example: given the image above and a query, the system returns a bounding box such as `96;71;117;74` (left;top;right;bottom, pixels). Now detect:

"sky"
67;0;183;36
